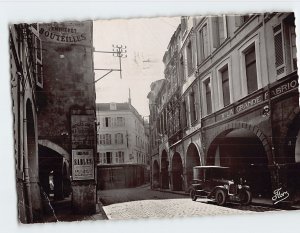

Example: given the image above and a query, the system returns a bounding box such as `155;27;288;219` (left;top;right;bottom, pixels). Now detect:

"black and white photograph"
2;1;300;232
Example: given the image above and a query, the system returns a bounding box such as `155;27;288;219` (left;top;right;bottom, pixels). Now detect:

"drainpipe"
262;14;278;189
21;26;33;223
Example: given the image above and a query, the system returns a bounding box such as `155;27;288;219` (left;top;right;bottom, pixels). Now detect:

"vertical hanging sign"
71;112;95;180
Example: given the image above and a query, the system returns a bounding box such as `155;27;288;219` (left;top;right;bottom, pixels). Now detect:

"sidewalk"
43;196;108;222
155;188;300;210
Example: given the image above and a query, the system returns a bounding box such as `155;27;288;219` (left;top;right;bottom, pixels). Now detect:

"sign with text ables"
72;149;94;180
39;21;92;46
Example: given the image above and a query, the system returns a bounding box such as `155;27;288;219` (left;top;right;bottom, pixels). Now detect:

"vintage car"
189;166;252;206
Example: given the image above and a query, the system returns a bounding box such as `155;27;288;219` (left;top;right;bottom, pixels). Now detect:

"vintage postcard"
9;12;300;224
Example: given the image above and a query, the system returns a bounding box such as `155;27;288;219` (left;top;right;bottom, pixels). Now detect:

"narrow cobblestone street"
98;185;282;220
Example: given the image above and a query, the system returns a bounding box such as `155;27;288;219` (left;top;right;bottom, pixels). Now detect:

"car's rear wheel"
190;189;197;201
215;189;226;206
240;190;252;205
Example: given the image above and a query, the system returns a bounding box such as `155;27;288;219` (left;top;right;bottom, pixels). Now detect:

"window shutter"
273;24;285;76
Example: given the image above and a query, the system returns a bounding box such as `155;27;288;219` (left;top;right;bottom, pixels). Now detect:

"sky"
93;17;180;117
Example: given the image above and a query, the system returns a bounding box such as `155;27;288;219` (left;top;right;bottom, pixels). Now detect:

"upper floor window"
244;45;258;94
115;151;124;163
221;65;231;107
181;99;188;128
212;16;227;48
203;78;212;115
187;41;193;75
104;117;111;127
115;133;124;144
189;87;197;123
179;55;185;83
199;24;209;63
116;117;125;127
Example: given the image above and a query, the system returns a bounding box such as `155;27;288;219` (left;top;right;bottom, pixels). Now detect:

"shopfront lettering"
266;79;298;99
218;108;234;121
40;27;87;43
235;95;263;113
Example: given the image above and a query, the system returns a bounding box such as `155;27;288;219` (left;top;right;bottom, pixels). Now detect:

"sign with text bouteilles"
39;21;92;46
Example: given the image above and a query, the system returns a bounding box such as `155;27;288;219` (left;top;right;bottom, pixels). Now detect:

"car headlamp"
224;184;229;190
238;184;242;189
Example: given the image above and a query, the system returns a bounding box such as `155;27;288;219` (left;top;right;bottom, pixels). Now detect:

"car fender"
189;183;202;191
208;186;228;199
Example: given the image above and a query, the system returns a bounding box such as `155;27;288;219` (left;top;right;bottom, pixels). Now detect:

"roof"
96;102;131;111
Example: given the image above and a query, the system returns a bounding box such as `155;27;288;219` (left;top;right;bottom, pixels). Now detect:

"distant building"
96;102;149;189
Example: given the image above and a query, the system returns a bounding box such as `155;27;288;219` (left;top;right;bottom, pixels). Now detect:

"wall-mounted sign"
235;94;263;113
71;114;95;149
72;149;94;180
39;21;92;46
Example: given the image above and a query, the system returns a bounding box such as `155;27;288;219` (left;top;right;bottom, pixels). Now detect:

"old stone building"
10;21;98;223
148;13;300;204
37;21;97;214
96;101;149;189
10;24;43;223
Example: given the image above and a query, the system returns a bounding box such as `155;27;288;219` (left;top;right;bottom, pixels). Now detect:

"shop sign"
235;94;263;113
265;78;298;99
71;114;95;149
39;21;92;46
72;149;94;180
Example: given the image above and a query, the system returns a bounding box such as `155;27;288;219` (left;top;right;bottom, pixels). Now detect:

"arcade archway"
171;153;183;191
207;128;272;198
152;160;160;188
39;144;71;200
161;150;169;189
25;100;40;222
186;143;201;187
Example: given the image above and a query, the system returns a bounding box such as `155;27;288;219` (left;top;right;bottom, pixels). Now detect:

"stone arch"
185;143;201;187
206;121;273;166
38;139;70;161
171;152;183;191
160;150;169;189
280;107;300;162
206;121;274;197
152;160;160;188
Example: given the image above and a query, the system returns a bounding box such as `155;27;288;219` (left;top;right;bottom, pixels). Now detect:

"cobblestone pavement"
98;185;282;220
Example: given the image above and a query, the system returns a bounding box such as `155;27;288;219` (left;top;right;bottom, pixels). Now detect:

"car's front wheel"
240;190;252;205
215;189;226;206
190;189;197;201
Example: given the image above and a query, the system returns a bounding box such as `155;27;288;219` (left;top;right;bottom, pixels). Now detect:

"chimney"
128;88;131;105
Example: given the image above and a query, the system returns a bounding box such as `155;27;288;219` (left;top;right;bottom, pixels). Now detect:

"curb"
155;188;300;210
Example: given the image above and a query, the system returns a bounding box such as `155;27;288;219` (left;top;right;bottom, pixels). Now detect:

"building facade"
10;21;98;222
37;21;97;214
96;102;149;189
10;23;43;223
148;13;300;204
